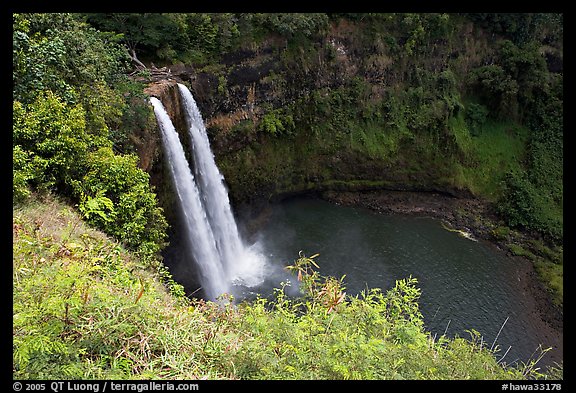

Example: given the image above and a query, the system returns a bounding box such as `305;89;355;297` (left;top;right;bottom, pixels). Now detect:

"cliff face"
170;20;493;206
136;16;561;212
138;25;484;208
144;79;185;134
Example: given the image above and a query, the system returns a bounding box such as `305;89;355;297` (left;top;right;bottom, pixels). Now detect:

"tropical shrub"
72;147;167;261
13;92;91;195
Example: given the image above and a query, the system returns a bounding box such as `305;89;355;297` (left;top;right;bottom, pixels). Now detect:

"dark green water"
249;196;558;369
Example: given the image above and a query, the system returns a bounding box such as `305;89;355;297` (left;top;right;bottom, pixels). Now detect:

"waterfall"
150;88;266;301
150;97;228;300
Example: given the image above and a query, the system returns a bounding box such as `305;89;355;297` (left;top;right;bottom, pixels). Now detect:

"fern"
79;191;115;223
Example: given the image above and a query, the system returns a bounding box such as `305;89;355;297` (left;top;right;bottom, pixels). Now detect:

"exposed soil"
320;189;563;371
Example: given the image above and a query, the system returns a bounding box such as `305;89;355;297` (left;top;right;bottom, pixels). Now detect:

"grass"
13;193;560;379
13;194;237;379
507;241;563;307
533;260;563;307
456;119;529;200
349;120;405;161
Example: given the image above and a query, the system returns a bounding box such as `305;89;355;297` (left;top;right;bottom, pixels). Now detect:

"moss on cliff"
172;14;561;244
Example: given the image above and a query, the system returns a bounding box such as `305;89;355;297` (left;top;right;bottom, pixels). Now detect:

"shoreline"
319;189;563;370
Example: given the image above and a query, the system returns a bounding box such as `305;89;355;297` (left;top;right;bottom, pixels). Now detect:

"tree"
13;92;91;195
83;13;191;64
13;13;129;105
468;64;519;118
72;147;168;259
13;13;169;259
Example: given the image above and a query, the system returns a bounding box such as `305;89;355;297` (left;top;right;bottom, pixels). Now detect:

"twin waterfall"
150;84;265;301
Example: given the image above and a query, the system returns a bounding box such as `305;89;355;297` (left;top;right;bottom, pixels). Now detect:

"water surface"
248;196;554;368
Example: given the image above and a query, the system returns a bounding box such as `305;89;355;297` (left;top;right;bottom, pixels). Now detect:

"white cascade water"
150;88;267;301
150;97;229;300
177;83;266;288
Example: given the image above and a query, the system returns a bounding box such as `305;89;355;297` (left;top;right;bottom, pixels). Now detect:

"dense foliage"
13;13;167;261
14;197;558;379
13;12;562;380
83;13;330;64
75;14;563;245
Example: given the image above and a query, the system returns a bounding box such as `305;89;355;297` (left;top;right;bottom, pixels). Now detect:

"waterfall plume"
150;87;267;301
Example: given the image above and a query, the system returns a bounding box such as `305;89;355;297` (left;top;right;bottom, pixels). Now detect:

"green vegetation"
83;13;329;65
75;13;563;245
259;107;295;136
13;12;562;380
456;119;529;199
507;240;563;307
14;197;557;379
208;13;562;300
13;13;167;261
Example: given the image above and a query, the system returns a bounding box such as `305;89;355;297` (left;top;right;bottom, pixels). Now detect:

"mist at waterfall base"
255;197;561;369
150;89;274;301
151;86;559;368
